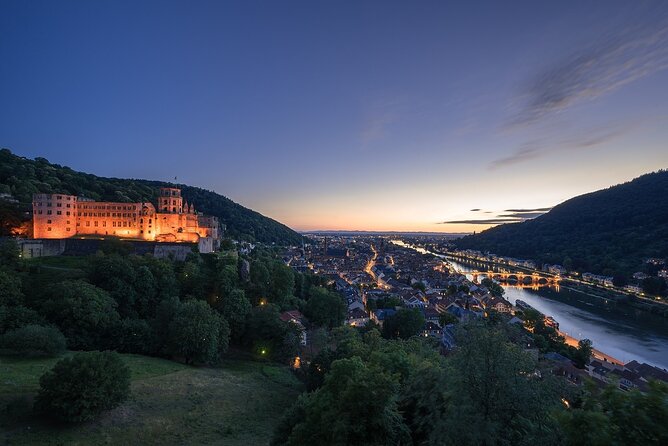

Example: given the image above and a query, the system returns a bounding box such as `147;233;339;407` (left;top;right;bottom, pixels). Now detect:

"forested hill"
455;170;668;276
0;149;302;245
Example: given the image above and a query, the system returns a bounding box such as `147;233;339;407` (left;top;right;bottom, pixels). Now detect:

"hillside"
0;354;301;445
0;149;302;245
455;170;668;276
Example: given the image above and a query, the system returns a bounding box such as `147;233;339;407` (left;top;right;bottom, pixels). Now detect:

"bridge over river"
392;239;668;369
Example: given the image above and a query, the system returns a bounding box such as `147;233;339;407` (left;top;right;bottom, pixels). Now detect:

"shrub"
0;305;43;334
35;351;131;422
0;324;66;357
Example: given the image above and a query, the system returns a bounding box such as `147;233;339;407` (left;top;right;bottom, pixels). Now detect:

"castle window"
57;203;62;207
148;230;151;234
47;210;52;215
47;227;51;231
47;219;52;224
57;196;62;200
112;222;116;227
94;221;98;227
38;210;42;214
67;197;71;201
103;222;106;227
86;221;90;227
57;211;62;215
47;202;52;207
67;221;70;224
66;204;70;208
66;211;70;216
66;228;70;232
172;207;176;213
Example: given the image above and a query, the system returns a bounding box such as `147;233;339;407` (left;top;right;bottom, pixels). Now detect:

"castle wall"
76;201;144;238
32;193;78;239
31;188;220;250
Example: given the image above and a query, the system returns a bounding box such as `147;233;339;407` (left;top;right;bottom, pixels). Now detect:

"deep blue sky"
2;0;667;231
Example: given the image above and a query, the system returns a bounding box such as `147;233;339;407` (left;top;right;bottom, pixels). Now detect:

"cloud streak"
440;218;524;225
504;207;552;212
490;126;628;169
515;18;668;126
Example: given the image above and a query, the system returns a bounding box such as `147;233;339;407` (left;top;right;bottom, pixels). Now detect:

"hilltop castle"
31;187;220;252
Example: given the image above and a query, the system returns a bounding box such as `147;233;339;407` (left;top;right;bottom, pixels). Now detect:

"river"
392;240;668;370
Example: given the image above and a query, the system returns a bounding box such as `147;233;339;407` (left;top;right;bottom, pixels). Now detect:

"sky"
1;0;667;233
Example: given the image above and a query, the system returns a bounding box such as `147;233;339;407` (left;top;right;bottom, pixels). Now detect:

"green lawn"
0;353;302;445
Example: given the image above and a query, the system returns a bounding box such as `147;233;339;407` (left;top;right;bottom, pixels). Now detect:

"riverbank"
440;249;668;318
392;240;668;369
560;332;623;366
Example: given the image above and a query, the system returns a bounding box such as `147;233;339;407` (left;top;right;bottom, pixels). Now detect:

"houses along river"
393;240;668;370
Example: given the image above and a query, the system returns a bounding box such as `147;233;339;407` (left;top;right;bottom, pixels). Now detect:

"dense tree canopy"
167;300;230;364
304;286;346;329
41;280;120;350
382;308;425;340
456;170;668;276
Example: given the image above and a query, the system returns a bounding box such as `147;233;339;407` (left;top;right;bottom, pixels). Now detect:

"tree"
0;324;66;357
244;304;293;360
642;277;668;297
0;269;23;306
217;288;252;340
35;351;131;422
573;338;593;369
270;262;295;305
0;305;43;334
0;238;20;268
432;323;562;445
272;357;410;446
481;278;504;297
382;308;425;340
167;300;230;364
438;311;458;327
556;380;668;446
115;318;155;355
304;287;346;329
41;280;120;350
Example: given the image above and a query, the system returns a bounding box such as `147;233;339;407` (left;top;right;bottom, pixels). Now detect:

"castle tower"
159;187;183;214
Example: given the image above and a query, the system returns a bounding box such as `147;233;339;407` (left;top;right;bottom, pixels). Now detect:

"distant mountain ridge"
455;170;668;276
0;148;302;245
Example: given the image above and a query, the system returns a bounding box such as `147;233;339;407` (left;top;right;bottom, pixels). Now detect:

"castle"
31;187;220;253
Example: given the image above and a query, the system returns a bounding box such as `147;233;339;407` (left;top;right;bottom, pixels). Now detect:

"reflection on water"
390;240;668;369
451;256;668;369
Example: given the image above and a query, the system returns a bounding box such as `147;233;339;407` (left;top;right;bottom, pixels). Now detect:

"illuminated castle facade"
32;187;220;252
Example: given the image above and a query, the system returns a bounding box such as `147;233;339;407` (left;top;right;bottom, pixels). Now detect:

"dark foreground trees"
0;324;66;357
35;351;131;422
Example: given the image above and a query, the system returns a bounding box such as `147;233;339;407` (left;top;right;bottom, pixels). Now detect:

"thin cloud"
360;113;396;143
499;211;548;219
489;126;628;170
489;144;543;170
440;218;524;225
504;207;552;212
470;208;481;212
514;18;668;126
